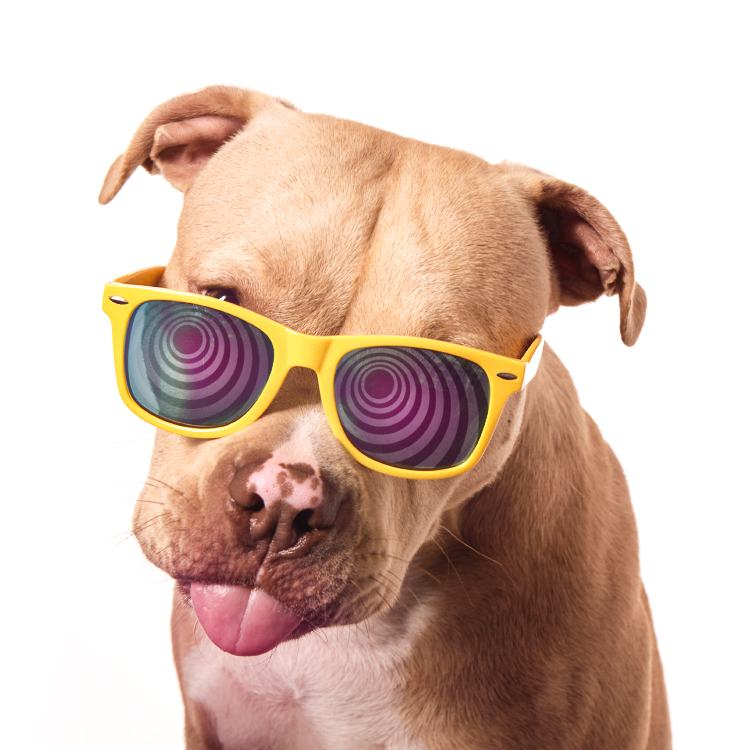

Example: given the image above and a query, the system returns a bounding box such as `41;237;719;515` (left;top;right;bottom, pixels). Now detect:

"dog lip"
178;577;251;601
271;527;329;558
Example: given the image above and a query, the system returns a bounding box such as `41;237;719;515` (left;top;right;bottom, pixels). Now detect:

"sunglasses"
103;267;543;479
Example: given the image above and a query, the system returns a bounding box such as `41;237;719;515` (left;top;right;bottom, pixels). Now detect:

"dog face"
102;86;645;657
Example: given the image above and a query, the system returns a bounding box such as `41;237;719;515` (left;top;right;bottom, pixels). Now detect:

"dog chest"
181;620;429;750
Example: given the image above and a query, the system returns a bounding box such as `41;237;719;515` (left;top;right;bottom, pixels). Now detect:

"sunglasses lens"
334;347;490;470
124;301;274;427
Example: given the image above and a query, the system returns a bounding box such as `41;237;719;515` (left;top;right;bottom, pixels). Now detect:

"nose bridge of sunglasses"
283;328;333;372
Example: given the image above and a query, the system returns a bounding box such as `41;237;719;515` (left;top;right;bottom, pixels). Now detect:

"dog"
100;85;670;749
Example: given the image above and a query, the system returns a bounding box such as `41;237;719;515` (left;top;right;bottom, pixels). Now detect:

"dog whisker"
193;619;213;666
132;512;175;537
247;647;278;677
378;570;408;604
310;628;332;648
110;533;138;551
91;479;151;488
369;586;407;639
345;578;365;612
343;578;392;616
410;564;444;586
92;480;164;502
380;568;404;587
174;606;194;631
107;497;165;506
403;585;422;607
143;474;199;510
141;571;173;585
358;621;373;652
108;527;136;542
438;524;506;569
368;574;402;611
432;536;473;607
362;552;444;586
341;580;387;631
92;476;190;510
363;536;402;544
563;479;586;500
373;585;408;624
288;631;302;673
136;554;165;579
113;471;198;512
372;572;411;614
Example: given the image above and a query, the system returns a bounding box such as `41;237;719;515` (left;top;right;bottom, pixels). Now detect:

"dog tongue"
191;583;302;656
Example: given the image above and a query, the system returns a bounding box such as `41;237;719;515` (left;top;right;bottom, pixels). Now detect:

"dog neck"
426;343;640;602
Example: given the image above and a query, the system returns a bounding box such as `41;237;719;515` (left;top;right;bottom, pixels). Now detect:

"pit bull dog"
100;85;670;749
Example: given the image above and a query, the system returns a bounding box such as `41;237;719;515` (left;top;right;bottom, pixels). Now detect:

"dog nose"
229;457;337;554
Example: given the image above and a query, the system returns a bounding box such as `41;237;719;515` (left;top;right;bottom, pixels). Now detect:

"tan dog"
100;85;669;749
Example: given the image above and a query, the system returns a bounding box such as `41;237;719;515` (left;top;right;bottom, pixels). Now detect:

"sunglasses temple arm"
521;337;544;389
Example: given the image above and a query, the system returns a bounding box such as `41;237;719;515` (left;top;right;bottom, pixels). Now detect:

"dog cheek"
340;474;423;593
444;390;528;510
487;390;527;465
133;432;211;570
379;479;450;565
132;487;175;571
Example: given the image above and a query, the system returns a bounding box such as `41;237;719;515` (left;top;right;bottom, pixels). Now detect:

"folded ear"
511;166;647;346
99;85;293;204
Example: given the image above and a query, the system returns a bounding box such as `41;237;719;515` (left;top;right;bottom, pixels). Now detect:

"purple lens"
334;347;490;470
125;300;274;427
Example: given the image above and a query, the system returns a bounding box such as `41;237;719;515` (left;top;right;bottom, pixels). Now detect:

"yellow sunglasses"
103;267;543;480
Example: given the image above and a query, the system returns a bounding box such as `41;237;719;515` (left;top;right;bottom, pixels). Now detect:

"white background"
2;2;747;748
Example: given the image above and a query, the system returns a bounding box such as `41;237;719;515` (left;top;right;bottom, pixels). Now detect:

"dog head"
101;86;646;655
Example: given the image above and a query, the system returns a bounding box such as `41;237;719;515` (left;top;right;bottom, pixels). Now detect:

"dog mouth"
182;580;304;656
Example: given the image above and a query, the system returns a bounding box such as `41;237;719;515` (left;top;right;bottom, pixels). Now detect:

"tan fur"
103;86;668;749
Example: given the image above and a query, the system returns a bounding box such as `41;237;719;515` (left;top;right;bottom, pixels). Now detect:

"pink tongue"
191;583;302;656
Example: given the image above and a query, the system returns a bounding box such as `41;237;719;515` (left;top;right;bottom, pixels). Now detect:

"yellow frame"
103;267;543;479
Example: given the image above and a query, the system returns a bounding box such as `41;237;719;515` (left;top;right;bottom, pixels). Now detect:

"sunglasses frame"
103;267;543;479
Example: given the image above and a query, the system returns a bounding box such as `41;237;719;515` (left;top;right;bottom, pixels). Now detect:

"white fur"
182;599;433;750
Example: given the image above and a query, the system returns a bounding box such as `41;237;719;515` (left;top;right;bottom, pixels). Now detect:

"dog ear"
99;86;292;204
512;166;647;346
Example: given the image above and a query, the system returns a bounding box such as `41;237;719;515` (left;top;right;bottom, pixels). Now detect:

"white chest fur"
181;604;432;750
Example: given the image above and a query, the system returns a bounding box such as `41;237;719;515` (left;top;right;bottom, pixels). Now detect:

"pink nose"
228;453;339;555
234;458;324;511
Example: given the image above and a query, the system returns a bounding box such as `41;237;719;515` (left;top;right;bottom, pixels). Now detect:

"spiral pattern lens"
334;347;490;470
124;300;274;427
